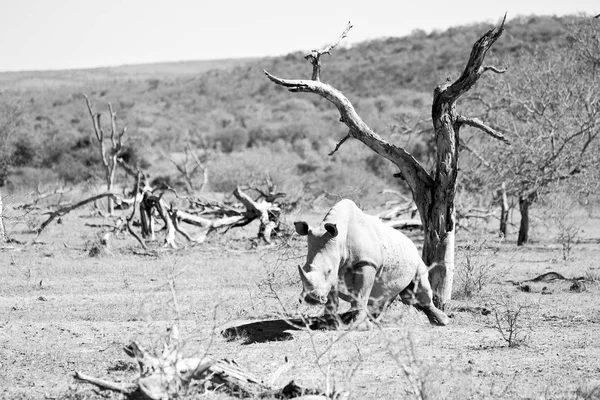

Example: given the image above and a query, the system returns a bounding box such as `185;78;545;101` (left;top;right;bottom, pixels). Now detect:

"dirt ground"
1;206;599;399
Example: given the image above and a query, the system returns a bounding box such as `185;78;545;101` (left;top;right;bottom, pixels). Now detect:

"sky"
0;0;598;72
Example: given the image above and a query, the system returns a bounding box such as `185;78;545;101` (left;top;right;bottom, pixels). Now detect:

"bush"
212;127;249;153
11;136;39;167
453;239;498;299
490;293;535;348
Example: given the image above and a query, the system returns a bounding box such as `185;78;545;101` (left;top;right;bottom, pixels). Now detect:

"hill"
0;14;583;206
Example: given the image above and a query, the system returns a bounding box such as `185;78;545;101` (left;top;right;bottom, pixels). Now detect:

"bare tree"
265;19;509;309
82;94;126;215
0;103;21;242
474;18;600;245
161;145;208;194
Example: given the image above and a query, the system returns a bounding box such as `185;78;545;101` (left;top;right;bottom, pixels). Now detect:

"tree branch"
458;138;492;169
437;14;506;104
305;21;353;81
264;71;433;190
456;115;510;144
328;132;352;155
33;192;122;240
483;65;507;74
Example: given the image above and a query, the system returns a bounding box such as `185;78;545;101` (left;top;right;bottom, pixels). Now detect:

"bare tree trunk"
499;182;509;237
419;190;456;309
106;170;115;215
517;194;532;246
83;95;126;216
0;189;6;243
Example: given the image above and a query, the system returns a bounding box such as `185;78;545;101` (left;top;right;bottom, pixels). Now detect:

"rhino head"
294;221;340;305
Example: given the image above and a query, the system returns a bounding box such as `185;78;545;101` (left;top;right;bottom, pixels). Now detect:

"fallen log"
74;325;347;399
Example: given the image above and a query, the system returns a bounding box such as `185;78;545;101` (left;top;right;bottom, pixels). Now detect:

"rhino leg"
309;313;340;330
415;304;449;326
340;263;376;329
412;266;450;326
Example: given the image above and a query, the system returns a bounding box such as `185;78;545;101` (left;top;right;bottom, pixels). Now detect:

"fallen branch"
74;325;345;399
32;192;124;241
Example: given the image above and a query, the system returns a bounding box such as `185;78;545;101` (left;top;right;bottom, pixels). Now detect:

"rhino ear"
324;223;338;237
294;221;310;236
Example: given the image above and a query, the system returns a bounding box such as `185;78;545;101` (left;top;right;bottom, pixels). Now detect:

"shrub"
490;293;535;348
453;239;498;299
11;136;39;167
212;127;249;153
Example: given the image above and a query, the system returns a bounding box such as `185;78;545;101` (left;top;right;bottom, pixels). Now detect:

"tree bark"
517;194;534;246
499;182;509;237
0;189;6;243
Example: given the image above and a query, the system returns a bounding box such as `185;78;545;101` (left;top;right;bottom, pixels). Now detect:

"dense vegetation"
0;15;591;208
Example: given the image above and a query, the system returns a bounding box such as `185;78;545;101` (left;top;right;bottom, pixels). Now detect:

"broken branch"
305;21;353;81
328;132;352;156
456;115;510;144
33;192;123;241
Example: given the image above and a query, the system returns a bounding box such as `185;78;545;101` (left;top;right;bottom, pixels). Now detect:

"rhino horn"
298;265;308;282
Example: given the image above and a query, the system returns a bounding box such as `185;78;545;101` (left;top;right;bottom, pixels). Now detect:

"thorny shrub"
453;238;502;299
541;191;583;261
489;292;536;348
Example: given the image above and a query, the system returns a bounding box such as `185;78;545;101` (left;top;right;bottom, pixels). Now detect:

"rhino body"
295;199;449;328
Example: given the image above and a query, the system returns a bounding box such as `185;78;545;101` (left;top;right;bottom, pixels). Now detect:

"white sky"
0;0;597;72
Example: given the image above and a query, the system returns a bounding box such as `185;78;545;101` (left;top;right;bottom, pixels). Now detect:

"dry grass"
1;206;600;399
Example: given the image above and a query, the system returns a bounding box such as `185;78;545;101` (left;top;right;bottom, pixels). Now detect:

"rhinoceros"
295;199;449;328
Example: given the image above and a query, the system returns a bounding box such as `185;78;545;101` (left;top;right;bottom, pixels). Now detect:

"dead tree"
265;19;509;309
83;94;126;215
139;186;282;248
161;145;208;194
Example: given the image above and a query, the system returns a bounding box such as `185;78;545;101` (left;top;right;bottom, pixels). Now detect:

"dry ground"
1;205;600;399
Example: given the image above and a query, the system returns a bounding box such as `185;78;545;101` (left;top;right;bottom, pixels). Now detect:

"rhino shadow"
222;318;318;344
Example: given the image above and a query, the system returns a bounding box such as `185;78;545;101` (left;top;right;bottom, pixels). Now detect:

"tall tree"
265;18;509;309
473;17;600;245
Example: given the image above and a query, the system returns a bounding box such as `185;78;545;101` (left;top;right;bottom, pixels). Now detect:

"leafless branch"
328;132;352;156
305;21;353;81
457;115;510;144
483;65;507;74
437;14;506;104
264;70;433;190
33;192;123;241
458;138;493;169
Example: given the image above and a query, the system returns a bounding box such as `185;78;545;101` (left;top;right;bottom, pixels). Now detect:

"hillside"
0;14;581;206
